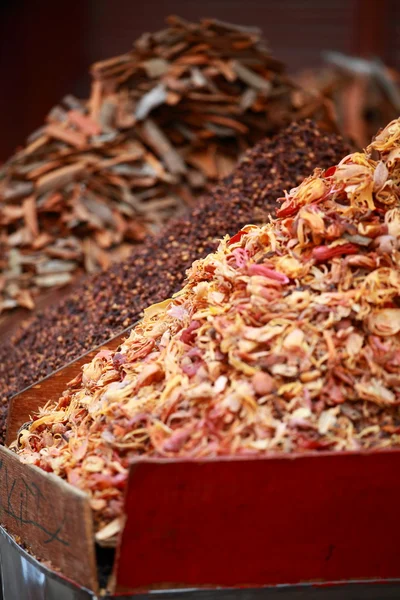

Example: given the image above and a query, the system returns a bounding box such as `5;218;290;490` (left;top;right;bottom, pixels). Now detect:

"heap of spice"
0;16;329;314
296;51;400;148
15;117;400;546
0;121;352;443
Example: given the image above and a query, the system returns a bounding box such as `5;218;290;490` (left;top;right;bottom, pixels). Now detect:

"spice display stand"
2;12;400;600
3;325;400;596
1;441;400;595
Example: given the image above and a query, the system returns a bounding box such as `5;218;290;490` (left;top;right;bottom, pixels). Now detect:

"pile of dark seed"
0;120;352;443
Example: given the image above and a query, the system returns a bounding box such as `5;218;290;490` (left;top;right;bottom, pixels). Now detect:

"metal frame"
2;527;400;599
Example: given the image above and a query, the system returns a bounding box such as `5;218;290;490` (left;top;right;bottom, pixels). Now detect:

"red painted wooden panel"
116;450;400;592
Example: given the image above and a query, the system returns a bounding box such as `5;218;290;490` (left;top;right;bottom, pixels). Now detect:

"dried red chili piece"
312;243;359;262
228;230;247;246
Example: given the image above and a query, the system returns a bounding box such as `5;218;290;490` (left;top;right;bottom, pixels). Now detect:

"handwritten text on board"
0;446;98;592
0;457;68;545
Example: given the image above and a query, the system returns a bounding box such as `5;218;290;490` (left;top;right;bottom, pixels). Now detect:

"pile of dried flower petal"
16;116;400;546
0;120;351;445
0;16;327;314
295;51;400;148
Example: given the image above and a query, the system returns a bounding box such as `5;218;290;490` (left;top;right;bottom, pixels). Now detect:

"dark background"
0;0;397;160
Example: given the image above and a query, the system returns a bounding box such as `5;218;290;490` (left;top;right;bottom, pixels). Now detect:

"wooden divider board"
114;450;400;593
6;326;132;445
0;445;97;592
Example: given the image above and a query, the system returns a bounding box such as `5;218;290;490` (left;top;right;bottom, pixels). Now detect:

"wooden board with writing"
6;326;132;446
0;445;98;592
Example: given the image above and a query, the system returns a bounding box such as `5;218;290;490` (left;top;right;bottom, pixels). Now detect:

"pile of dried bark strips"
0;120;352;442
0;16;331;314
296;51;400;148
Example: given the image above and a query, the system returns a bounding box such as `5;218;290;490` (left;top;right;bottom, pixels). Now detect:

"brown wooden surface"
6;326;132;445
0;445;97;592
